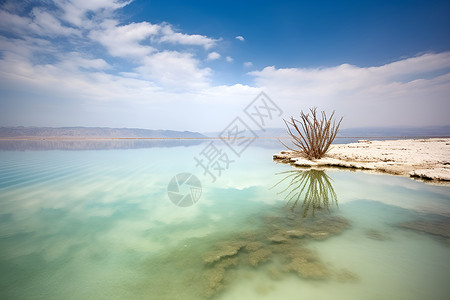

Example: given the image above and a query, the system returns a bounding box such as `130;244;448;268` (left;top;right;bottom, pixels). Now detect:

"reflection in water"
0;138;207;150
0;138;366;151
1;143;450;299
272;169;338;217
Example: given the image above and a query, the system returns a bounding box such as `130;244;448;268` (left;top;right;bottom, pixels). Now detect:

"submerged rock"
284;229;307;238
274;214;351;240
238;231;258;241
202;241;245;264
365;229;391;241
268;233;289;243
283;247;329;279
335;269;359;283
398;219;450;239
248;248;272;266
244;241;264;252
202;257;238;298
310;216;351;235
151;210;355;299
267;267;283;280
308;231;330;240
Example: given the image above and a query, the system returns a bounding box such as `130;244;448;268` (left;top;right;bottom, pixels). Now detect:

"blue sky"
0;0;449;131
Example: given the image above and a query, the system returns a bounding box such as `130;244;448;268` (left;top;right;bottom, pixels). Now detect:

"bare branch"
281;108;343;159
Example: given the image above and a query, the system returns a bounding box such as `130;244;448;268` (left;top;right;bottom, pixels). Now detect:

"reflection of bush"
272;169;338;217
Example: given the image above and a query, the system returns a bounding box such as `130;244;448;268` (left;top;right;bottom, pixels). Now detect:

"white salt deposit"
273;138;450;183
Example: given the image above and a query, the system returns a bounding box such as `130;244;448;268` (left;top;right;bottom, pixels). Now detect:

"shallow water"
0;139;449;299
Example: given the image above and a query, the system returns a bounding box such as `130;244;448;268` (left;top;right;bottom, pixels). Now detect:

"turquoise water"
0;140;449;299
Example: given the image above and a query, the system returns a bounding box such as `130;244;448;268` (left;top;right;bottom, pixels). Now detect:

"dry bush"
281;107;342;159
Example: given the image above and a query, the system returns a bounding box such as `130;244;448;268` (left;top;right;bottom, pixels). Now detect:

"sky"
0;0;449;131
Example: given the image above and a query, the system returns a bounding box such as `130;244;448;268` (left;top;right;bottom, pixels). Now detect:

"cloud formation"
0;0;448;131
89;20;159;58
250;52;450;127
207;52;221;61
0;0;260;130
159;24;219;49
54;0;131;27
0;0;223;93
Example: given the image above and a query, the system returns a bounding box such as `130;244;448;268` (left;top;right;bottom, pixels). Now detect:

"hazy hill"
0;139;206;151
203;126;450;138
202;128;289;138
338;126;450;137
0;127;206;138
1;125;448;139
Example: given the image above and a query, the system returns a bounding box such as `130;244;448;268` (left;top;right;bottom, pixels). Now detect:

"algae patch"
137;210;356;299
197;211;355;298
398;218;450;242
365;229;391;241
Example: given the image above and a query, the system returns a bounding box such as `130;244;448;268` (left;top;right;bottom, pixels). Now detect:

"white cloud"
0;46;258;130
0;7;80;37
0;35;56;64
249;52;450;128
0;47;155;103
235;35;244;41
30;7;80;37
0;1;261;131
89;20;159;58
0;1;448;131
0;1;222;93
135;51;212;90
244;61;253;67
159;24;218;49
0;10;31;34
54;0;131;28
57;52;111;71
207;52;221;61
66;0;131;11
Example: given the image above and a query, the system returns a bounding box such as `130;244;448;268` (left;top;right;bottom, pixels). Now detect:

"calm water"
0;139;449;299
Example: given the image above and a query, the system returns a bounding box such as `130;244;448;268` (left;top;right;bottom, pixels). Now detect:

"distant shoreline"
1;136;449;141
0;137;216;141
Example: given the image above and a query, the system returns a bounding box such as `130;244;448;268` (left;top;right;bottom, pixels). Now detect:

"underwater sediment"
137;209;358;299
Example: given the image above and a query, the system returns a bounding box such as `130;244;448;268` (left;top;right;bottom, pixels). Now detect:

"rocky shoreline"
273;138;450;184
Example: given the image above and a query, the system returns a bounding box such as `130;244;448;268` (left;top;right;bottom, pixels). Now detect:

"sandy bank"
273;138;450;183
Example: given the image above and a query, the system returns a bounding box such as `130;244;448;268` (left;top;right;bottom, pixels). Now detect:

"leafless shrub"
281;107;342;159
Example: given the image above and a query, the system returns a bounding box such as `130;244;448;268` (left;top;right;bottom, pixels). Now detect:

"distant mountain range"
338;126;450;137
0;139;206;151
0;127;206;138
0;125;448;139
202;128;290;138
204;126;450;138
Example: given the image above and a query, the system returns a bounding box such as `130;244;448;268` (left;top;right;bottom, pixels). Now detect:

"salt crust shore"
273;138;450;184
